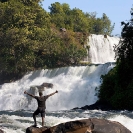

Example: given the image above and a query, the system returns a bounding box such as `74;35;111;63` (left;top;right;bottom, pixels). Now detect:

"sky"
42;0;133;36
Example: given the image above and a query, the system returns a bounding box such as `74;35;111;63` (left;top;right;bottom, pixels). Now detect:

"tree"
92;13;114;35
98;7;133;110
102;13;114;35
93;18;103;34
49;2;73;30
0;0;51;80
114;8;133;88
70;8;90;33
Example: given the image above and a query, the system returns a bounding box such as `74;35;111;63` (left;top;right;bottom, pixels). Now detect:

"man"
24;90;58;127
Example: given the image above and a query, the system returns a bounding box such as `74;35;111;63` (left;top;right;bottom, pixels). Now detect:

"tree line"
0;0;114;83
49;2;114;35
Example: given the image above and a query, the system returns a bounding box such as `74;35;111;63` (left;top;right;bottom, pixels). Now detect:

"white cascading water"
0;63;115;111
87;34;120;64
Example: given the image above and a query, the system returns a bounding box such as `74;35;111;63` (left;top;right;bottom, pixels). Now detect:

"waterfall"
0;35;119;111
86;34;120;64
0;63;115;111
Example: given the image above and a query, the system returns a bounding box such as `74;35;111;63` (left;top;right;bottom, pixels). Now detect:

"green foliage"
35;28;87;68
98;7;133;110
114;8;133;89
49;2;114;35
0;0;51;78
92;13;114;35
98;68;117;103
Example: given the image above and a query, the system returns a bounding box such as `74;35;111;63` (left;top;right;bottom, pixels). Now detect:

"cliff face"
26;118;131;133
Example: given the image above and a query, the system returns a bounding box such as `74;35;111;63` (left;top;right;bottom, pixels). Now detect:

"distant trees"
49;2;114;35
93;13;114;35
98;7;133;110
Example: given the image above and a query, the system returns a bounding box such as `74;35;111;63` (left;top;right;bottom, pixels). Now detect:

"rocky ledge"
72;101;115;111
26;118;131;133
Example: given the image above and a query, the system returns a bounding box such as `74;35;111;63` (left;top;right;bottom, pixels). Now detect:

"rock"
30;83;53;92
26;126;48;133
41;83;53;88
60;28;66;32
26;118;131;133
72;101;115;111
0;129;4;133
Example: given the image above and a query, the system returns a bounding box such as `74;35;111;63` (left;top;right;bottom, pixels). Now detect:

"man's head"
39;92;43;96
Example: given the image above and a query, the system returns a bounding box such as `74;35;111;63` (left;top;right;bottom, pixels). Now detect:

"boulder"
30;83;53;92
0;129;4;133
26;118;131;133
26;126;49;133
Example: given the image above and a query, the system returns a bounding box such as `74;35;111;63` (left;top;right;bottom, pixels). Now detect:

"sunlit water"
0;109;133;133
87;34;120;63
0;35;132;133
0;63;115;111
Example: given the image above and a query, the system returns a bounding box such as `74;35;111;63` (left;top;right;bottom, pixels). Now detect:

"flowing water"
0;35;133;133
0;109;133;133
87;34;120;63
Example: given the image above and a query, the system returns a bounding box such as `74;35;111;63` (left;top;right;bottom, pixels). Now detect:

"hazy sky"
42;0;133;36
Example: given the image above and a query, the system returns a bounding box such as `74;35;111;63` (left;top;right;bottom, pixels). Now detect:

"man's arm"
47;90;58;97
24;91;35;98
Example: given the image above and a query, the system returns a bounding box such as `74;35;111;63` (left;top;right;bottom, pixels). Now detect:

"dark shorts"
33;107;45;117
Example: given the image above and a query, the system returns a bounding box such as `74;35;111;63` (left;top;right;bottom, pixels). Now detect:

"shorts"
33;107;45;117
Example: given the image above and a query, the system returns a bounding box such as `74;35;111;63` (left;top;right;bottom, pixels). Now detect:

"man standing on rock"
24;90;58;127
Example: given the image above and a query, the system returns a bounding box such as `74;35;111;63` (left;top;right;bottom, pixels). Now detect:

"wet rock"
26;118;131;133
26;126;48;133
0;129;4;133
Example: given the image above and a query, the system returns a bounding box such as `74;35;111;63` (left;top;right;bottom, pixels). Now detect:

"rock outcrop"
0;129;4;133
26;126;49;133
26;118;131;133
72;101;115;111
